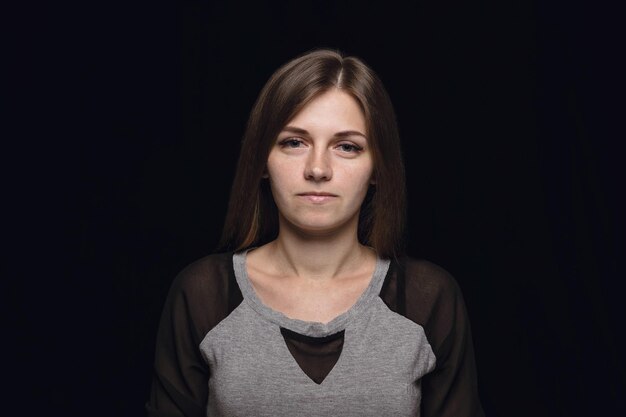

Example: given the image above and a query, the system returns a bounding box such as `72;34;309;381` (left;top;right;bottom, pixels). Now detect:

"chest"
200;301;436;417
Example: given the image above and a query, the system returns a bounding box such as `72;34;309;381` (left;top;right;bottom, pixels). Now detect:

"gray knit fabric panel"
198;252;436;417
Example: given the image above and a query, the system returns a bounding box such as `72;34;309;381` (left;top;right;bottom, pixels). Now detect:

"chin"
285;214;357;236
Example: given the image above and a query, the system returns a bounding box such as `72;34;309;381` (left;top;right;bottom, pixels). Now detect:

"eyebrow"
281;125;367;139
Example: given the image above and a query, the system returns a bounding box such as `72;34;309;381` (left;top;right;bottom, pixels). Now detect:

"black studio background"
11;0;624;416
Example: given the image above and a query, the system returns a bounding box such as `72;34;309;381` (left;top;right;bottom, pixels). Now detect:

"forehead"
285;89;367;134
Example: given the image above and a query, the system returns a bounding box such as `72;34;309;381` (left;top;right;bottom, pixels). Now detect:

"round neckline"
232;250;390;338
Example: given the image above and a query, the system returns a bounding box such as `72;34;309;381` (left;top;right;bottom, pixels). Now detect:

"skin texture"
246;89;378;323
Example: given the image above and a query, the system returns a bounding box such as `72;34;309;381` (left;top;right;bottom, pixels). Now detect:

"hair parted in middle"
219;48;407;259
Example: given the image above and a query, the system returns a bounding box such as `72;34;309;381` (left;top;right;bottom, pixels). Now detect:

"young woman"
146;49;484;417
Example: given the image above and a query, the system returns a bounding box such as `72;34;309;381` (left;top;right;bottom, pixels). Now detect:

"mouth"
297;192;338;203
298;192;338;196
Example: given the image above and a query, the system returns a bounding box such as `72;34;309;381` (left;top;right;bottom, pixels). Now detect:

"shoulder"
390;257;468;340
169;252;234;295
165;251;240;313
400;257;462;301
163;252;241;333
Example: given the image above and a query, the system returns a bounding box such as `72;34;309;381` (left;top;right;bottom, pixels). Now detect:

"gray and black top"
146;251;484;417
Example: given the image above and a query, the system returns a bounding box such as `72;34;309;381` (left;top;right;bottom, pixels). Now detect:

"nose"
304;149;332;182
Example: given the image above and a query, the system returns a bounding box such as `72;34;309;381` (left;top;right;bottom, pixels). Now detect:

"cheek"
341;162;374;189
267;159;296;197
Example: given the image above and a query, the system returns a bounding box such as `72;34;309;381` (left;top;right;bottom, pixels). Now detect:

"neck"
266;214;374;281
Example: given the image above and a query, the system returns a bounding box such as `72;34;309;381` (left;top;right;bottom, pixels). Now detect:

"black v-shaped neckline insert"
280;327;345;384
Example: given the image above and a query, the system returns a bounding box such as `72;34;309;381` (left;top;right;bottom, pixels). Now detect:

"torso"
146;251;484;417
199;251;437;417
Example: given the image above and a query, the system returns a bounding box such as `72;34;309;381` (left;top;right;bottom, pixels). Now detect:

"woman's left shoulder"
397;256;463;298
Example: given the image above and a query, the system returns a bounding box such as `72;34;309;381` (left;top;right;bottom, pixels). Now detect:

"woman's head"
220;49;406;258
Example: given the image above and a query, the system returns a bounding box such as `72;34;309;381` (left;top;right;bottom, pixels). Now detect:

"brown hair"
219;49;406;258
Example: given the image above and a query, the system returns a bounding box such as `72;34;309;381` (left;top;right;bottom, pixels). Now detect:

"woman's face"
267;89;374;236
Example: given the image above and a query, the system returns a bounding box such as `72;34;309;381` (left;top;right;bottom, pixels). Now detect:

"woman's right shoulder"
173;251;234;285
162;251;243;332
167;251;239;304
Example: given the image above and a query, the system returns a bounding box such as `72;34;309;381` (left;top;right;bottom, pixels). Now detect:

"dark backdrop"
11;0;624;416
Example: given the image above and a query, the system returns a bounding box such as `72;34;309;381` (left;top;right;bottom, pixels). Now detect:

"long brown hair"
219;49;406;259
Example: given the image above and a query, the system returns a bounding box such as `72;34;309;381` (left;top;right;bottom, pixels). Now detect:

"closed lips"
297;192;337;196
297;193;338;203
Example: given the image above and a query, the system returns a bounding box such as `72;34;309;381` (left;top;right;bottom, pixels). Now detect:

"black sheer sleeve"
381;258;484;417
145;253;241;417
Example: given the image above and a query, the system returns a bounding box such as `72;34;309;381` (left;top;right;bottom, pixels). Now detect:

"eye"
279;138;304;148
336;142;363;153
